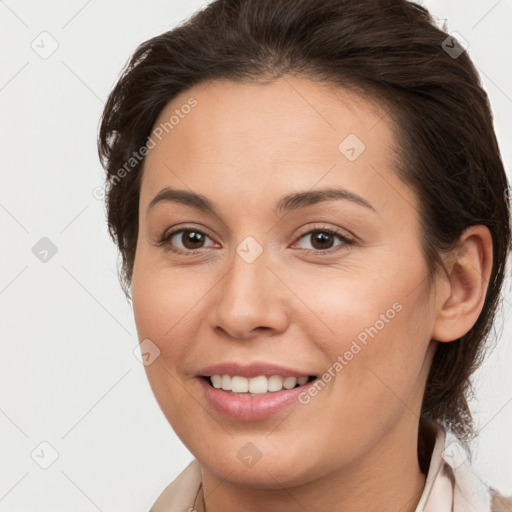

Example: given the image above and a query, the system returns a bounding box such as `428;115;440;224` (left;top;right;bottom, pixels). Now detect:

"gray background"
1;0;511;510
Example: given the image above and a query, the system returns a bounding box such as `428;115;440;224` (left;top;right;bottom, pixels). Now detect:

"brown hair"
97;0;511;458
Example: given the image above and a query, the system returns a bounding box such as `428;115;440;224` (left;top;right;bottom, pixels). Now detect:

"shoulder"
491;488;512;512
148;459;202;512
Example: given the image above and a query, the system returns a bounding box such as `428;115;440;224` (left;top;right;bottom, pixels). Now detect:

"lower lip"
198;377;314;421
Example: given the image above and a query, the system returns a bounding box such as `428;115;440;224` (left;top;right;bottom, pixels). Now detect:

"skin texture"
131;76;493;512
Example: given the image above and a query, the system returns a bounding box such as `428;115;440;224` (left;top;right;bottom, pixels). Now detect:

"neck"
196;415;432;512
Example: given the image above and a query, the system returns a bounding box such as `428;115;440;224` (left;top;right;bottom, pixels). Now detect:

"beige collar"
415;421;491;511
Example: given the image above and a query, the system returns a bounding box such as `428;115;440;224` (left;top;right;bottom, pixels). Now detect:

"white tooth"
267;375;283;392
282;377;297;389
248;376;268;394
231;376;249;393
214;374;307;393
221;374;232;391
211;375;222;388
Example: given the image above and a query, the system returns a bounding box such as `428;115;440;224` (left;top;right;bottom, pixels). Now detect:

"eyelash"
156;225;355;256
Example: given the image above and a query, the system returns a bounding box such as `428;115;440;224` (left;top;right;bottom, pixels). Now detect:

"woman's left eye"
293;228;354;253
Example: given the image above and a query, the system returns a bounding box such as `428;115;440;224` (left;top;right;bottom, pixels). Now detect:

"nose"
209;241;290;340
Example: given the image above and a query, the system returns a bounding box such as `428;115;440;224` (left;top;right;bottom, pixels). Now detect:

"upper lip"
197;361;317;379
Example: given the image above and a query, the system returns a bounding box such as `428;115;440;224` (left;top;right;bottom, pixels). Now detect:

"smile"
196;361;319;420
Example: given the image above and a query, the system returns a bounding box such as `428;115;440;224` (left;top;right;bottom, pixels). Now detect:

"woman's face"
131;76;441;488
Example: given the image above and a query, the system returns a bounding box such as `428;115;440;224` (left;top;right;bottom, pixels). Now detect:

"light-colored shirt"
148;421;509;511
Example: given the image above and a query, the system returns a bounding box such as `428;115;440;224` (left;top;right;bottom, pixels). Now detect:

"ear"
431;225;494;343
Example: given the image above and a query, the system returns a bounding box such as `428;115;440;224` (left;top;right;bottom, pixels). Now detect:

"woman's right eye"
158;228;218;255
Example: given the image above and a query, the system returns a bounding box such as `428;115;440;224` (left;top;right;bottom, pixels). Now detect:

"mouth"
196;361;321;420
201;374;318;395
198;373;319;420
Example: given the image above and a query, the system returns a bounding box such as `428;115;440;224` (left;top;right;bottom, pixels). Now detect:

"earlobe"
431;225;493;343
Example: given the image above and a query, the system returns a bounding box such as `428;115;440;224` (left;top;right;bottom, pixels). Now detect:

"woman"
97;0;512;510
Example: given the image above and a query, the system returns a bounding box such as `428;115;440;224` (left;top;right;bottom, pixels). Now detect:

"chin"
189;434;333;489
204;456;318;489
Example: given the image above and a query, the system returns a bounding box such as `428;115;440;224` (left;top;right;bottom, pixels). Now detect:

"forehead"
139;76;412;217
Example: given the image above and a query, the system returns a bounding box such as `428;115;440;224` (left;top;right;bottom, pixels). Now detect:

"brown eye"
159;228;217;255
294;227;353;253
309;230;336;250
175;230;207;250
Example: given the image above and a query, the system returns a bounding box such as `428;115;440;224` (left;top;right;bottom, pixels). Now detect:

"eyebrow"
147;186;377;215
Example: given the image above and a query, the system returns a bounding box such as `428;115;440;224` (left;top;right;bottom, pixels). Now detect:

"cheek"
132;264;204;434
297;264;433;415
131;258;195;389
132;256;205;346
